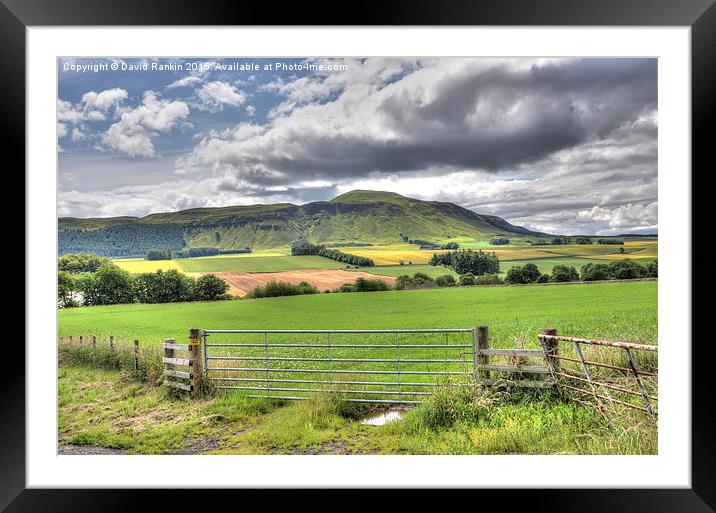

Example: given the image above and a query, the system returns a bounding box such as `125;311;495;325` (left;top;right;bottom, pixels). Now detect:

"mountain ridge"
58;190;550;257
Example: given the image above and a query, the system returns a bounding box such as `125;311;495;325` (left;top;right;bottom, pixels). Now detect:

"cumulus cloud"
102;91;189;158
196;81;246;111
81;87;128;111
57;122;68;139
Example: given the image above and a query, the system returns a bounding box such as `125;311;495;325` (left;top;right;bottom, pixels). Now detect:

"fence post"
79;335;83;346
134;340;139;372
542;328;559;375
163;338;176;375
109;336;114;351
92;336;96;349
69;335;73;345
477;325;490;381
189;328;203;398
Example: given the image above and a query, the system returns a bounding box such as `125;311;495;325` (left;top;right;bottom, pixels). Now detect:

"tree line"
291;241;374;266
58;259;229;307
505;259;657;285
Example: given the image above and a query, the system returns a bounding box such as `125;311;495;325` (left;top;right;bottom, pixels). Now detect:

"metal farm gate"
202;329;478;404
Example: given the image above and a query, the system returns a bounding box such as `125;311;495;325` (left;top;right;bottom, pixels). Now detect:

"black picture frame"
3;0;713;511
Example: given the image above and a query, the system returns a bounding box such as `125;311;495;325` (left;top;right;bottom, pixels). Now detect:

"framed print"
4;0;715;511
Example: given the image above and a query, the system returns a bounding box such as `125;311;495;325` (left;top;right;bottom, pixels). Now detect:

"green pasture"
176;255;346;273
59;280;657;347
498;257;607;276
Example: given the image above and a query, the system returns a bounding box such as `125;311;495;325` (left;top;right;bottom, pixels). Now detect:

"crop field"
177;255;346;273
58;280;657;348
113;258;182;273
204;269;397;296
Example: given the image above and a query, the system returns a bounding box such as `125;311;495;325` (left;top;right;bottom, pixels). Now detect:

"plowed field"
206;269;397;296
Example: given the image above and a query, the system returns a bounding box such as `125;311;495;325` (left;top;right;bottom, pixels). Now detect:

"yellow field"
113;258;182;273
591;240;658;260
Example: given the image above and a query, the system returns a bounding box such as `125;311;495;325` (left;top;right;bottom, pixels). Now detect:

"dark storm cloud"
179;58;657;184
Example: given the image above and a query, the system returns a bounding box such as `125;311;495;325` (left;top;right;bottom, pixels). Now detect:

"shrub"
412;272;435;285
489;237;510;245
353;277;390;292
458;273;475;286
442;242;460;249
551;265;580;282
133;269;195;303
536;274;550;283
473;274;504;285
247;281;318;299
403;382;498;431
434;275;457;287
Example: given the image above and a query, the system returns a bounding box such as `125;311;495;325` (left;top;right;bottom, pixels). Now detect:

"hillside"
58;190;549;256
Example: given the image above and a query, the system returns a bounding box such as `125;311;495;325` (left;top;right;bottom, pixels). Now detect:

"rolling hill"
58;190;549;257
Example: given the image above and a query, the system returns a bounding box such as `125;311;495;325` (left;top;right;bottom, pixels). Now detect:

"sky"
57;57;658;235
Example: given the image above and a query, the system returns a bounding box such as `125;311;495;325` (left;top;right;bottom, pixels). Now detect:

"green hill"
58;190;549;257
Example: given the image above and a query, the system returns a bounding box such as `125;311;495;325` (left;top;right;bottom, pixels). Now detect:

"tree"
83;263;135;305
643;259;658;278
551;265;579;282
522;263;541;283
505;266;529;284
194;274;230;301
580;263;611;281
434;275;457;287
450;250;499;275
57;271;77;307
607;259;644;279
58;253;111;273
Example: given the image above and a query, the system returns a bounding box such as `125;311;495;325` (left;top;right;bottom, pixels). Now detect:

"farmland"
58;280;657;455
176;255;345;273
58;280;657;347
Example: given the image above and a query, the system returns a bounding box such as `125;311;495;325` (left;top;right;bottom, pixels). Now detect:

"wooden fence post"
542;328;559;375
134;340;139;372
164;338;176;374
477;325;490;381
189;328;203;398
79;335;83;346
109;336;114;351
69;335;73;345
92;336;96;349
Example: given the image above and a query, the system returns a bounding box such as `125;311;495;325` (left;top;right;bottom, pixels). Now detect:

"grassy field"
58;365;656;455
499;257;608;276
357;264;459;279
58;280;657;347
176;255;346;273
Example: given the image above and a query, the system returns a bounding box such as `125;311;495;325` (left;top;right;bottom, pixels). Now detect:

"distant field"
177;255;346;273
113;258;181;273
499;257;607;275
358;264;459;279
349;248;450;265
58;280;657;348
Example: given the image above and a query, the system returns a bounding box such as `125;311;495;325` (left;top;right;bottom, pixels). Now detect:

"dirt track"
203;269;397;296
